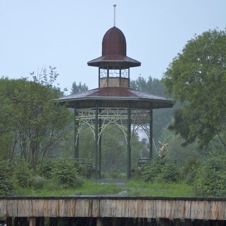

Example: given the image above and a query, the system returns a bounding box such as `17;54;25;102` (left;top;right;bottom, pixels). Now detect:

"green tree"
0;67;72;169
71;81;88;94
163;29;226;149
130;76;165;96
0;90;16;161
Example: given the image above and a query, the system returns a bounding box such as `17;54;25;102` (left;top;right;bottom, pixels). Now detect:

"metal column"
98;109;102;179
95;102;99;179
74;106;79;159
127;104;131;179
149;109;153;159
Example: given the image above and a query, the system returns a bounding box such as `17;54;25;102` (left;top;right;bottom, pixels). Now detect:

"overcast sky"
1;0;226;94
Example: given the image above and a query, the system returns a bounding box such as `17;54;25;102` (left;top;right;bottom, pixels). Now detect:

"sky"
1;0;226;94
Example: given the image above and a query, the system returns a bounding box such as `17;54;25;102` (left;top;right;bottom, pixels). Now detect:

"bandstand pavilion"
56;25;173;179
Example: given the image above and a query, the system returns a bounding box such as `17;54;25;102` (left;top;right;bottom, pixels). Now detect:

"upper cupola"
87;26;141;69
102;26;126;56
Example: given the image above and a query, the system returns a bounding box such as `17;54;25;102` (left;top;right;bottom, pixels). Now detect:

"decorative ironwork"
75;108;151;143
100;69;129;78
120;69;128;78
100;69;106;78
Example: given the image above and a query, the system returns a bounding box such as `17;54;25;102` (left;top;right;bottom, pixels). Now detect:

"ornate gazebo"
56;26;173;179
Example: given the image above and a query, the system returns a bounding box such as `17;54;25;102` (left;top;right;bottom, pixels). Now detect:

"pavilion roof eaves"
55;88;173;109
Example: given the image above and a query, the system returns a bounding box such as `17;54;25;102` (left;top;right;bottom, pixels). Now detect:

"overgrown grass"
15;179;193;197
126;180;193;197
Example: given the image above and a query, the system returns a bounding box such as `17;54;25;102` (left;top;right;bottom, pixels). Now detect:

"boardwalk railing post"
29;217;36;226
112;217;117;226
36;217;45;226
96;217;103;226
174;219;182;226
6;217;12;226
49;217;58;226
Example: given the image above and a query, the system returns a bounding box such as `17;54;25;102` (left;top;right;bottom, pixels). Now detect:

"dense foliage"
13;159;33;188
193;152;226;197
0;68;72;169
139;149;226;197
50;158;84;189
0;161;15;195
163;29;226;149
141;156;180;183
0;158;85;196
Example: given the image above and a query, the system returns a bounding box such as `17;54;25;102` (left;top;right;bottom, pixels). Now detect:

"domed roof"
102;26;126;56
88;26;141;69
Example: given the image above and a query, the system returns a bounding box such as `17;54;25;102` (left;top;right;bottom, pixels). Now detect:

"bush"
0;161;16;196
37;158;87;178
37;159;55;179
181;157;201;184
32;175;47;189
141;157;180;183
156;160;180;183
51;158;83;189
141;158;163;182
13;159;33;188
73;159;87;177
193;152;226;197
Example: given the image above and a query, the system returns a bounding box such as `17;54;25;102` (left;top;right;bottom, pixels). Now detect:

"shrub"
13;159;33;188
51;158;83;189
181;157;201;184
0;161;16;196
156;160;180;183
141;158;163;182
193;152;226;197
73;159;87;177
37;158;87;178
32;175;46;189
37;159;55;179
141;157;180;183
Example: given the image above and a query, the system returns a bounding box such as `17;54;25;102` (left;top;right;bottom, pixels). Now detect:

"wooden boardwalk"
0;196;226;225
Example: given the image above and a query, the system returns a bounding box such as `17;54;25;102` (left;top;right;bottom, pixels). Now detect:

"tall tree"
0;67;72;168
71;82;88;94
131;76;165;95
163;29;226;149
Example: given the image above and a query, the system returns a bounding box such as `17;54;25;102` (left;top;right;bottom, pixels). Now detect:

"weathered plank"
1;197;226;220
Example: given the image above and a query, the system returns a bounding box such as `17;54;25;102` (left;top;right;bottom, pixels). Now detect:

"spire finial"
113;4;116;26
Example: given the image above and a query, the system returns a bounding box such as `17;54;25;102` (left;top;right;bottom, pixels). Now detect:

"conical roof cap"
102;26;126;56
88;26;141;69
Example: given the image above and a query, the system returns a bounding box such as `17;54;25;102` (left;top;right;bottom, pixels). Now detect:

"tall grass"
16;179;193;197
